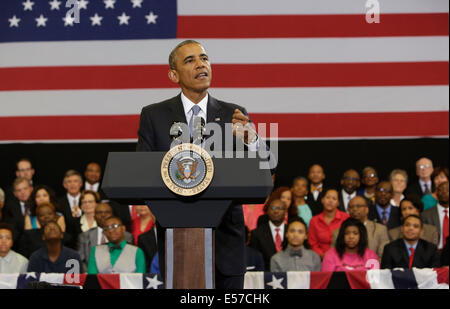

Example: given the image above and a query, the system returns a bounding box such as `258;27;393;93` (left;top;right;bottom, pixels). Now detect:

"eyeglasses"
103;223;122;232
364;173;377;179
81;200;96;205
377;188;392;193
270;206;285;211
418;164;431;170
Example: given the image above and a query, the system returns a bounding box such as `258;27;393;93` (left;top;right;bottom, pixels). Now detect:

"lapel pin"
215;117;221;121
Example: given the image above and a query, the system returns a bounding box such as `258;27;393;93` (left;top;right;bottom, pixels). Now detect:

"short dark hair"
104;216;123;225
402;214;423;227
282;216;310;250
400;195;424;213
63;169;82;180
335;218;368;259
0;223;14;236
42;220;62;234
432;167;449;182
169;40;202;70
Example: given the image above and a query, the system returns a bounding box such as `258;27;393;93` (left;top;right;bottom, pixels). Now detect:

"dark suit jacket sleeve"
380;243;394;269
136;107;155;151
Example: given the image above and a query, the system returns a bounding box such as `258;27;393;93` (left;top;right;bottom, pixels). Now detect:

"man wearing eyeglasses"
331;195;389;259
87;216;146;274
368;181;401;230
249;199;287;271
406;157;435;198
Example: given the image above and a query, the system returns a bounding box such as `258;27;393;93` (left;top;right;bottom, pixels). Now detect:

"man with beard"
381;215;440;269
368;181;401;230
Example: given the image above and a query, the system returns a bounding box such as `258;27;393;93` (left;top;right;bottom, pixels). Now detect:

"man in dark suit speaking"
136;40;270;289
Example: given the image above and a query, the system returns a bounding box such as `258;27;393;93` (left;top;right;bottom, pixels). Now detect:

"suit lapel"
398;240;410;267
168;93;188;124
366;220;375;238
432;207;441;232
90;228;99;245
262;223;277;253
206;95;223;124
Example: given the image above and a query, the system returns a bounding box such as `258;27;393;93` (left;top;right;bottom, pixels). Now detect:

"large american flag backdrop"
0;0;448;143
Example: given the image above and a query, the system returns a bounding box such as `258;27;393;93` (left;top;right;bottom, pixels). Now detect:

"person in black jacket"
441;236;449;267
381;215;440;269
137;227;158;273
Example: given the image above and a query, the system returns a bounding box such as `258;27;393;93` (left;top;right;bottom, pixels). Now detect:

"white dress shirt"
19;201;26;216
97;227;107;245
85;181;100;192
419;179;432;194
0;250;28;274
268;221;285;244
437;203;448;249
341;190;356;212
67;193;81;216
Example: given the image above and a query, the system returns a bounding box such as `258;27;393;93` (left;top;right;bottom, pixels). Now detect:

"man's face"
348;196;369;222
169;43;212;94
401;217;422;242
308;165;325;185
375;181;393;207
95;204;113;228
416;158;433;180
85;163;101;184
436;182;449;207
43;222;63;241
16;161;35;181
286;222;307;248
362;168;379;187
103;218;125;244
0;229;13;256
391;173;407;194
13;181;33;203
63;175;82;196
267;200;286;225
341;170;360;194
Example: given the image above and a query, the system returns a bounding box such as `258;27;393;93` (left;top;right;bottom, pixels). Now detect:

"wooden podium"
101;152;272;289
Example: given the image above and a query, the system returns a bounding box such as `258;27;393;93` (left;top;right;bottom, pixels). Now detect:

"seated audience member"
381;215;440;269
390;169;408;207
78;203;133;271
291;178;313;227
422;181;449;250
422;167;449;211
137;227;158;273
18;203;73;258
88;216;146;274
0;223;28;273
271;217;321;272
256;187;292;227
368;181;401;229
441;236;449;267
389;196;439;245
250;199;287;271
58;170;84;241
358;167;379;205
339;169;361;213
306;164;327;215
322;218;379;272
83;162;104;198
3;178;33;243
0;188;5;221
331;196;389;260
24;185;65;232
309;189;350;259
245;226;264;272
5;158;37;201
131;205;155;245
78;190;101;233
27;221;81;273
406;157;434;198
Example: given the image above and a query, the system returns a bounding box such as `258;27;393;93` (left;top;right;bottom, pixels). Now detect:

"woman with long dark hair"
321;218;379;271
270;216;321;272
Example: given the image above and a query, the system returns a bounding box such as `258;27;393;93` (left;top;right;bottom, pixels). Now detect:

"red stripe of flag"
0;62;447;91
310;271;333;289
1;112;447;141
345;271;371;289
97;274;121;289
177;13;449;38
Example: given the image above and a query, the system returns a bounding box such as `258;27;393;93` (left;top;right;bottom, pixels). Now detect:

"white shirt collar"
181;92;208;118
0;251;13;263
85;181;99;192
419;179;432;188
67;193;80;205
437;203;449;214
269;221;284;235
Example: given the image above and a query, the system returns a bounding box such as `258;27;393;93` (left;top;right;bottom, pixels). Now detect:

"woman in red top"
131;205;155;245
308;189;350;259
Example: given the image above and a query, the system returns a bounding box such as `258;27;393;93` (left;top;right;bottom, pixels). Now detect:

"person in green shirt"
88;216;146;274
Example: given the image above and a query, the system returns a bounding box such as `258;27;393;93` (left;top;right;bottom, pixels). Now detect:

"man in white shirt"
422;181;449;249
339;169;360;213
0;223;28;274
84;162;102;192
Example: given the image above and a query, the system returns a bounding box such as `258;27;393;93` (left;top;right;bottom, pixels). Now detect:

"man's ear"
168;69;179;83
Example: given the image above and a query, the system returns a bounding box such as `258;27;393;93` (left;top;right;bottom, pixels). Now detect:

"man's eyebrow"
183;53;209;62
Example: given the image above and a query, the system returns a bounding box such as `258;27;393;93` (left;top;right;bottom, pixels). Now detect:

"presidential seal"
161;143;214;196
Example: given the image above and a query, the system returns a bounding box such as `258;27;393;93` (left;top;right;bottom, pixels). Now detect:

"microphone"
192;116;206;145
